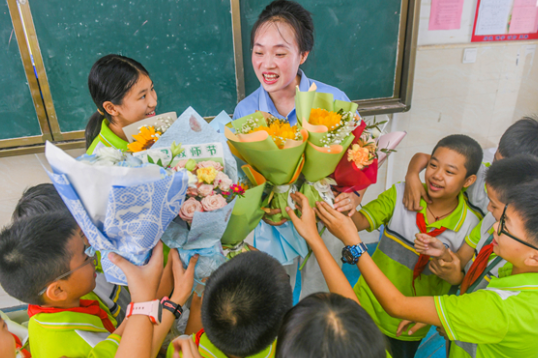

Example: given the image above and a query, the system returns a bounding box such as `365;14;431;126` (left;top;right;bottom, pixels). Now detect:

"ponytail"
85;112;105;149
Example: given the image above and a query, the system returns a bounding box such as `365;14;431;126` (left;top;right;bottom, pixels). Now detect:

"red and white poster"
472;0;538;42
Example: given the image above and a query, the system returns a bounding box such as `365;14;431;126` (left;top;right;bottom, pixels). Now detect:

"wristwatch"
126;299;162;324
341;243;368;265
161;296;183;319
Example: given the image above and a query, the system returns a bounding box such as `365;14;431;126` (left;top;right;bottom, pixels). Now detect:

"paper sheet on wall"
509;0;538;34
475;0;512;35
428;0;465;30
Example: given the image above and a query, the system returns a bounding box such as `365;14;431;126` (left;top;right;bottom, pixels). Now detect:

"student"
403;116;538;215
166;251;293;358
290;178;538;358
85;54;157;154
415;154;538;290
233;0;361;299
12;183;132;325
0;315;30;358
336;135;483;357
275;292;386;358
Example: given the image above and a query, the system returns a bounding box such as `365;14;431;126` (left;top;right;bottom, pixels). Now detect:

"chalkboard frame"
1;0;419;156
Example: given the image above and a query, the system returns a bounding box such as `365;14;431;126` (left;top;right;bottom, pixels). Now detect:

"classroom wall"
2;0;538;307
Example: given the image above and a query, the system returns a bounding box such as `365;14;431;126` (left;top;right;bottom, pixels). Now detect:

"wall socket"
462;48;478;64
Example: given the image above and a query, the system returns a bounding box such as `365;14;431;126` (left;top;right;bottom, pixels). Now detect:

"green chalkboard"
30;0;237;133
240;0;402;101
0;3;42;140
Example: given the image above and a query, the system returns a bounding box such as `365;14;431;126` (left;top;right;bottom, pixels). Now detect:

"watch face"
343;250;354;262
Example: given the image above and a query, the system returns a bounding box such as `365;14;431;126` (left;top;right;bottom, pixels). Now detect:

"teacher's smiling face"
252;21;309;96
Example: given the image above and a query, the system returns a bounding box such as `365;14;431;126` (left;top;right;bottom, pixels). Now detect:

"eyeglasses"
498;205;538;251
38;246;97;296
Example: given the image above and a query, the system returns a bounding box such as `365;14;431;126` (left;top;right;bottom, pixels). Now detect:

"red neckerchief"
27;299;115;333
460;243;495;294
11;333;31;358
195;328;205;347
412;213;447;295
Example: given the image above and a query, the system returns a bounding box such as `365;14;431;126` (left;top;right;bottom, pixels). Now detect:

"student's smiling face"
0;318;16;358
424;147;475;200
492;205;537;264
106;74;157;129
251;21;309;97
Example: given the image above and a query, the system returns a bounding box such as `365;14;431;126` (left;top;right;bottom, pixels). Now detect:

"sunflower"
249;118;299;149
127;126;161;152
309;108;342;130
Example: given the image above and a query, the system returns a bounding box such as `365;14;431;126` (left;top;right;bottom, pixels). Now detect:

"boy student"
341;134;483;357
0;212;196;358
12;183;132;325
288;179;538;358
166;251;293;358
404;116;538;216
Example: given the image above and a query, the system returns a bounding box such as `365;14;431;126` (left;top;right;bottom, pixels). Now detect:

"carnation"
197;184;214;197
196;160;224;172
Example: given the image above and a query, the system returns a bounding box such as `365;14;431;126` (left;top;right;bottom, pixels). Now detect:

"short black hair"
0;213;77;305
432;134;483;177
251;0;314;54
202;251;292;357
276;293;385;358
12;183;70;221
506;180;538;245
498;116;538;158
486;154;538;203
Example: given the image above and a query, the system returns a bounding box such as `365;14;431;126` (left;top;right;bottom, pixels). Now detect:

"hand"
172;336;203;358
396;320;429;337
109;241;164;302
436;325;448;340
429;250;464;286
333;192;361;217
286;192;324;246
169;250;199;306
403;175;431;211
262;208;287;226
314;201;361;247
414;233;446;257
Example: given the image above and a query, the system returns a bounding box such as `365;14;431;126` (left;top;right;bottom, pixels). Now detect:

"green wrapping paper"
221;165;267;247
295;85;359;206
225;113;308;222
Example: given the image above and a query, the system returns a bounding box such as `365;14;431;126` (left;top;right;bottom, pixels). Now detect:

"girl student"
233;0;362;299
85;54;158;155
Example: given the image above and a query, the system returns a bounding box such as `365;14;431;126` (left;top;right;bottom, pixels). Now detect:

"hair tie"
97;108;104;116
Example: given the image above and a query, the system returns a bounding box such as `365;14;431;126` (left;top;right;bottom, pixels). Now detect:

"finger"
286;206;301;225
408;322;427;335
171;249;184;274
185;254;200;277
413;197;423;211
262;217;287;226
147;241;164;270
108;252;131;273
422;190;433;204
396;320;413;337
348;208;356;217
315;201;337;222
294;192;311;209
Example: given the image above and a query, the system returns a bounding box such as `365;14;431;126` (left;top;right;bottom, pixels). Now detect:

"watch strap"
126;299;162;324
161;297;183;319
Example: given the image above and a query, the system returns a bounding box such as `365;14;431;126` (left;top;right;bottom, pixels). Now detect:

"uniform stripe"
33;318;108;332
360;208;376;231
454;206;467;232
434;296;456;341
98;134;113;147
199;344;219;358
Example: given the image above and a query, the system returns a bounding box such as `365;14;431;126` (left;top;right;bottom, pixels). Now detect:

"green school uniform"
28;301;120;358
166;331;277;358
437;269;538;358
354;183;479;340
86;119;129;155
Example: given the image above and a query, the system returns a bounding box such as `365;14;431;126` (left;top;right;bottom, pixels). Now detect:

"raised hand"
286;192;323;246
314;201;361;246
396;320;429;337
169;250;199;306
414;233;446;258
333;191;361;217
429;250;464;285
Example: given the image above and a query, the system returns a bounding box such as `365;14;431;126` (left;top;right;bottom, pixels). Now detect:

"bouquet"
295;84;361;207
123;112;177;152
225;112;308;223
45;142;189;285
332;117;406;192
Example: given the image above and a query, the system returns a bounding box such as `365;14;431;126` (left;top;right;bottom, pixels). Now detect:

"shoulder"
234;88;262;119
310;79;351;101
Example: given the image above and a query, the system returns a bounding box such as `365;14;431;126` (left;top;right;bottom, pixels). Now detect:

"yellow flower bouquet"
225;111;308;222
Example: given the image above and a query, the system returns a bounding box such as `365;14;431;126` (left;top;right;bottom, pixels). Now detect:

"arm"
287;193;360;304
108;242;165;358
403;153;432;211
313;201;441;327
151;250;198;358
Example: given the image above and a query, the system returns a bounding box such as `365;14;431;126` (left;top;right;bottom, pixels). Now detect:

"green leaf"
157;159;164;167
147;156;155;164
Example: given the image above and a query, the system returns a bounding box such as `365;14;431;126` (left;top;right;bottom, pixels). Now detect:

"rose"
197;184;214;197
186;187;199;196
173;159;190;171
196;161;223;172
347;144;374;169
201;194;228;211
179;197;204;223
214;171;233;191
